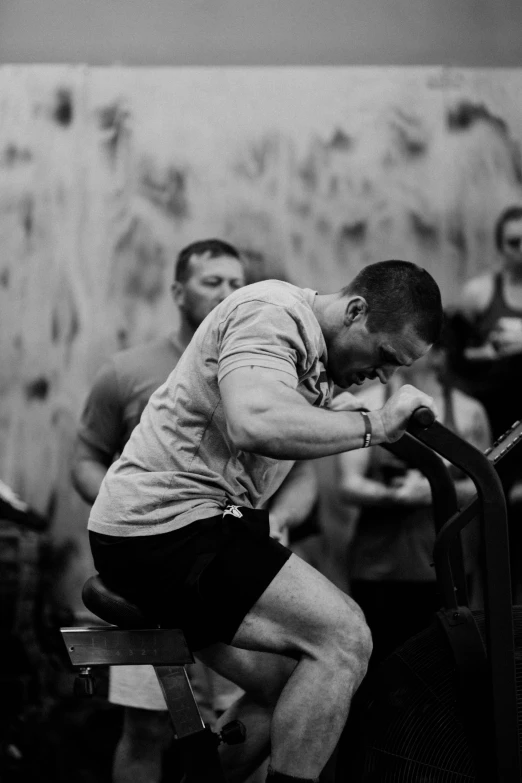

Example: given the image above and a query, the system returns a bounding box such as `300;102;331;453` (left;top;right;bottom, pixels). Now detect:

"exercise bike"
335;410;522;782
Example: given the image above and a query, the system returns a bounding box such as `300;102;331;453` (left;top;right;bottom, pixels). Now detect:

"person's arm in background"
339;447;396;507
71;361;124;505
267;460;318;543
338;448;432;509
71;440;113;505
337;381;431;510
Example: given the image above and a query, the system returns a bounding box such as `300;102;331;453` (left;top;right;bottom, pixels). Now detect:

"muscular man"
87;260;443;783
72;238;246;783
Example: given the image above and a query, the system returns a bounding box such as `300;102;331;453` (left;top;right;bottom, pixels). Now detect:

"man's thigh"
230;553;365;656
196;644;296;707
197;554;366;695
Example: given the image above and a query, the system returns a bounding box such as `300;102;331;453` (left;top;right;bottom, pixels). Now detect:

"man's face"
327;311;432;390
174;252;246;329
399;344;445;382
501;217;522;266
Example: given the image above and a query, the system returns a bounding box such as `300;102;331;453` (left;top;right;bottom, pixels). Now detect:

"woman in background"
338;331;491;665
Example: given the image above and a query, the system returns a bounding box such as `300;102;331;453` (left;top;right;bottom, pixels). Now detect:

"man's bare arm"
457;275;494;320
268;460;319;540
338;448;401;507
219;367;435;460
71;440;112;505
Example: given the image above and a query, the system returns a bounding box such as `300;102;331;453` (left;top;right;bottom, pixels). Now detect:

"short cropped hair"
494;206;522;251
174;239;242;283
343;260;443;345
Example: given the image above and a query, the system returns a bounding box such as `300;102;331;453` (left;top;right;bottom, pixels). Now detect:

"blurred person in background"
336;328;491;665
449;204;522;439
448;204;522;599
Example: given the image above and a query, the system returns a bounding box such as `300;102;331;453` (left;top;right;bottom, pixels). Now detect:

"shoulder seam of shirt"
216;293;314;332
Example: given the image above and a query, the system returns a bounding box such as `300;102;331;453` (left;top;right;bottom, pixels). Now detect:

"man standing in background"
71;238;247;783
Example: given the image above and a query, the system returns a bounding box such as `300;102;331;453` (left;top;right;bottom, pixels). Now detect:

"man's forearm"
71;460;108;505
229;395;384;460
221;371;433;460
339;478;399;508
269;461;318;530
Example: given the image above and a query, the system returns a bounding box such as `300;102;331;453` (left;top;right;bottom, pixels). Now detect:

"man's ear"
171;282;184;308
344;296;368;326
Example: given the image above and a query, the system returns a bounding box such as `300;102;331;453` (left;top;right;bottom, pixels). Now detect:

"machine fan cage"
336;608;522;782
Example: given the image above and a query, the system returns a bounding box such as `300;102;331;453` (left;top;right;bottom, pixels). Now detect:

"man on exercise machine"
72;238;247;783
87;259;443;783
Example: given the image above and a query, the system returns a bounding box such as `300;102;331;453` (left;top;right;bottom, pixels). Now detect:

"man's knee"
340;590;367;625
323;602;373;684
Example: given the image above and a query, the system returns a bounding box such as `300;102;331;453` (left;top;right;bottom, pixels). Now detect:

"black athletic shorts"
89;506;292;650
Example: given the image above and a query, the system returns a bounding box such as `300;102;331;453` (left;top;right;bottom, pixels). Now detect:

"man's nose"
217;282;234;300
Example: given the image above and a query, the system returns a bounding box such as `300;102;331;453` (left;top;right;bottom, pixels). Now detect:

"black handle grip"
410;406;436;429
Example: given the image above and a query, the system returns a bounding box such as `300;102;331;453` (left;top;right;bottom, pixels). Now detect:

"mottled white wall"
1;65;522;610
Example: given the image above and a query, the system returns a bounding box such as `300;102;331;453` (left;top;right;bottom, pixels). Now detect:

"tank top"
460;272;522;436
474;272;522;344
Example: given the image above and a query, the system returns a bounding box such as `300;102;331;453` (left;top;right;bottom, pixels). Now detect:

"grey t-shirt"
88;281;331;537
77;336;183;458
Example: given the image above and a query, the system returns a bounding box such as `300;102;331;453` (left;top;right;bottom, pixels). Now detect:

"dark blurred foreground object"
0;478;76;782
0;479;49;533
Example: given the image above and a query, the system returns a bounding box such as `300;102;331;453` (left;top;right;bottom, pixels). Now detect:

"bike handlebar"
408;405;436;431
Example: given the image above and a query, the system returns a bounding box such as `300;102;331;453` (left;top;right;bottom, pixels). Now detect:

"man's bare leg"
195;645;295;780
112;708;170;783
196;554;372;780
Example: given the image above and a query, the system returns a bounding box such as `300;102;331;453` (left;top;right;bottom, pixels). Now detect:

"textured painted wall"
1;65;521;610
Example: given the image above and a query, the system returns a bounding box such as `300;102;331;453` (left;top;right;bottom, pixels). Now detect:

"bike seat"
82;575;155;629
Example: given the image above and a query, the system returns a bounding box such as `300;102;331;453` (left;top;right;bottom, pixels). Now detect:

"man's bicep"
458;276;492;319
219;365;298;414
219;365;297;403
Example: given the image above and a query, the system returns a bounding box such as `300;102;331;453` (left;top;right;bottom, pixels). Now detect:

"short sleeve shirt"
78;336;184;459
88;281;331;537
